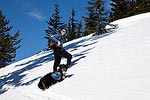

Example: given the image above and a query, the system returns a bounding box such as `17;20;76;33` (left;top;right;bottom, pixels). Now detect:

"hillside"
1;12;150;100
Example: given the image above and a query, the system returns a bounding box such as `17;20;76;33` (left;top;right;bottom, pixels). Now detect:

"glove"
57;41;61;47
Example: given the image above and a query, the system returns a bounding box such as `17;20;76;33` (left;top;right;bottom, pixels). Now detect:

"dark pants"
53;48;72;72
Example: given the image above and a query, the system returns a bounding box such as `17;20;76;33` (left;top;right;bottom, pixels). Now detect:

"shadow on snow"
0;32;113;94
0;52;54;94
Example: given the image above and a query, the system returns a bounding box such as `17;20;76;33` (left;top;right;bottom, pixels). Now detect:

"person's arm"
52;34;62;46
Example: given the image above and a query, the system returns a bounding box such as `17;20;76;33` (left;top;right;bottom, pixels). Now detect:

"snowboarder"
51;28;72;72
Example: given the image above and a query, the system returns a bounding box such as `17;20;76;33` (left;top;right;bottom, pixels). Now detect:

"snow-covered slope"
1;12;150;100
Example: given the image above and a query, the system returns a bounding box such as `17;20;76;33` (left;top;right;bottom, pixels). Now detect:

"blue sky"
0;0;110;62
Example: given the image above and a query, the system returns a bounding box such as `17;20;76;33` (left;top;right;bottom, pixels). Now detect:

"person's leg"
53;54;61;72
61;50;72;66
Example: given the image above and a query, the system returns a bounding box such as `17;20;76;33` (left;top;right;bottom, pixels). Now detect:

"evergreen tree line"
0;0;150;68
45;0;150;46
110;0;150;21
45;0;110;44
44;3;85;43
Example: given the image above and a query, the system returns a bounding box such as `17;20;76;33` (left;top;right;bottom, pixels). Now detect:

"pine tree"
0;10;21;68
83;0;109;35
45;2;65;40
66;19;71;42
110;0;150;22
110;0;131;21
132;0;150;15
66;8;78;42
83;0;97;35
76;20;83;38
94;0;110;34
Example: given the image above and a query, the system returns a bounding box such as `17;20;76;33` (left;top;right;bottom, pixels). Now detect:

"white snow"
1;12;150;100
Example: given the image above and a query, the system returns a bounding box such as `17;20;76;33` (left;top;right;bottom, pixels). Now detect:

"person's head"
60;28;66;36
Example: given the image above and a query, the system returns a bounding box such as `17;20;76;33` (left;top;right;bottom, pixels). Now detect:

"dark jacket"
52;33;64;51
52;33;63;47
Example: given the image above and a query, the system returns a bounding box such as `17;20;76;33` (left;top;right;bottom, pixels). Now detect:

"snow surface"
1;12;150;100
